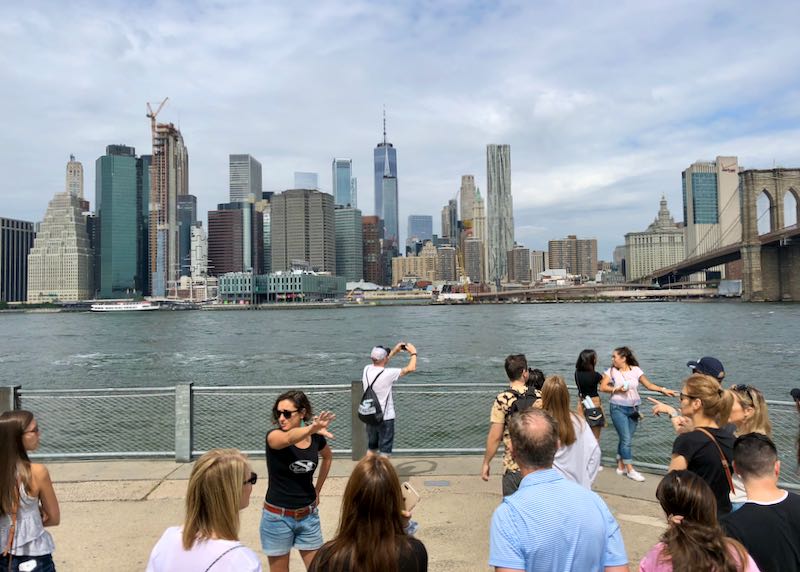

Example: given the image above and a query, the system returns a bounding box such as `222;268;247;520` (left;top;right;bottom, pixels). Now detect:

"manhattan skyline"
2;1;800;258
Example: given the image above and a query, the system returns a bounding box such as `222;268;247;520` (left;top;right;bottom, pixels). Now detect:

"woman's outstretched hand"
311;411;336;439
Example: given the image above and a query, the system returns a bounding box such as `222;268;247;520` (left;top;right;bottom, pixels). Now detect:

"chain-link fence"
7;383;800;490
18;388;175;458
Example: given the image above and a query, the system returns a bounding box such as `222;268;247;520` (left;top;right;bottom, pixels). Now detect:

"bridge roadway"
47;456;665;572
643;223;800;284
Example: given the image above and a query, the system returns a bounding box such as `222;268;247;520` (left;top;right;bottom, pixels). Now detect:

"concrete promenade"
46;456;667;571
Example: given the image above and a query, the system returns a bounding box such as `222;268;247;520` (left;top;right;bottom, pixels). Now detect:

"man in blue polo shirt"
489;408;629;572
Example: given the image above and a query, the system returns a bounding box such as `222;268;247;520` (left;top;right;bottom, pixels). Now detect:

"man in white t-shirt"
362;342;417;456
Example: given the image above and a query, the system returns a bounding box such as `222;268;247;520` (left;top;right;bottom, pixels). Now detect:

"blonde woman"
146;449;261;571
540;375;601;488
728;385;771;510
0;410;60;572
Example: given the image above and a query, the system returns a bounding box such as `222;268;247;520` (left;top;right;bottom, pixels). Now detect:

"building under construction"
147;100;189;297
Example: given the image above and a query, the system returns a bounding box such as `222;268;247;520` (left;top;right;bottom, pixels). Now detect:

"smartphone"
401;481;420;512
400;343;407;351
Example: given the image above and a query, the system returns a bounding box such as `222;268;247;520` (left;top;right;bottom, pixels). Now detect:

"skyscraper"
548;235;598;278
374;112;398;242
229;154;262;202
507;244;531;283
332;159;354;207
95;145;145;297
681;156;741;278
334;206;364;281
0;218;35;302
441;199;458;246
350;178;358;209
149;122;188;297
271;189;335;273
463;237;484;284
27;192;93;302
625;196;685;281
460;175;477;226
190;224;207;278
177;195;197;277
407;215;433;243
487;144;513;284
472;189;488;284
362;215;385;285
207;201;263;276
66;154;84;198
294;172;318;190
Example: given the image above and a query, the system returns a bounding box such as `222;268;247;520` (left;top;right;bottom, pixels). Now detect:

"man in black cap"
687;356;725;382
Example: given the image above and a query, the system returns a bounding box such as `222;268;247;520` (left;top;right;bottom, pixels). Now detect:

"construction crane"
146;98;169;139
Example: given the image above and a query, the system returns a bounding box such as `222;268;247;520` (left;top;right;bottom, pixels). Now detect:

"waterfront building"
407;215;433;245
95;145;149;297
207;200;263;277
177;195;197;278
190;224;207;277
362;215;386;285
334;206;364;282
374;113;398;247
624;196;685;281
463;237;485;284
149;122;188;297
229;154;262;203
294;172;318;190
0;218;35;302
219;271;346;303
27;192;93;302
436;245;457;282
507;244;531;283
271;189;335;273
441;199;458;246
487;144;513;284
66;154;84;198
682;156;740;278
332;158;355;207
472;189;488;283
530;250;549;281
548;235;598;279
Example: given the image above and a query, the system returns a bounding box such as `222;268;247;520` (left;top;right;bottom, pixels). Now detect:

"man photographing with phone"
361;342;418;456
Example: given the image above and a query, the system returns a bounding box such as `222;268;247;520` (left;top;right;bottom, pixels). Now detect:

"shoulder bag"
575;372;605;428
694;427;736;494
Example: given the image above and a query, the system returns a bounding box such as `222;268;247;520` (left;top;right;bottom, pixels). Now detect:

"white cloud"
1;0;799;257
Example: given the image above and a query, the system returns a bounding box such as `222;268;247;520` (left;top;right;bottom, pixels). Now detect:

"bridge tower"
740;169;800;301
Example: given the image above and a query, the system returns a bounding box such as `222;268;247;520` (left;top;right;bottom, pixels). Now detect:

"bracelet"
410;353;417;356
669;411;680;419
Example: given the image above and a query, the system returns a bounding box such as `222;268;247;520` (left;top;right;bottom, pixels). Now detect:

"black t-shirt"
265;430;327;509
309;537;428;572
722;492;800;572
672;427;734;515
574;370;602;398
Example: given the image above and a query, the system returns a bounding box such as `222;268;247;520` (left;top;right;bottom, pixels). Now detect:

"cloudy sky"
3;0;800;257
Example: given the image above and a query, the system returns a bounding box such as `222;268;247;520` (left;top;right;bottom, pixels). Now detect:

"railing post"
350;380;366;460
175;383;194;462
0;386;20;414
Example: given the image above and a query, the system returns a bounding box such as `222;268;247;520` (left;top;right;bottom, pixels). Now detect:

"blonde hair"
683;374;734;426
540;375;577;447
730;385;772;437
182;449;248;550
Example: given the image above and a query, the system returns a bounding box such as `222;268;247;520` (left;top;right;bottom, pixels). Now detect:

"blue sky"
2;0;800;257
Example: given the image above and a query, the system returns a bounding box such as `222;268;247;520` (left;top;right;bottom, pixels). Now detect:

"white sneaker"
615;467;626;476
627;470;645;482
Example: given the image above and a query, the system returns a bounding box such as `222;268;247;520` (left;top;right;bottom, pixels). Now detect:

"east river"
1;301;797;398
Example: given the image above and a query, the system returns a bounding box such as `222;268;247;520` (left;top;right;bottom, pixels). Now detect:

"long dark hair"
656;471;748;572
311;455;411;572
613;346;639;368
575;349;597;372
0;410;34;515
271;390;313;424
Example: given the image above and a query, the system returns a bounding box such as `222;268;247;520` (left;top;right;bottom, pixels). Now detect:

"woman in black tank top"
575;349;605;441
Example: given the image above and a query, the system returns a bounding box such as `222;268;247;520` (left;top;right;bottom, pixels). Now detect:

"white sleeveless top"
0;481;56;556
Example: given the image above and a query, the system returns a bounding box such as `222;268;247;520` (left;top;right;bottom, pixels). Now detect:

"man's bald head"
507;408;559;470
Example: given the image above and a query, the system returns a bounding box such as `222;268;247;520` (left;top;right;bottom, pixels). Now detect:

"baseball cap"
370;346;389;361
790;388;800;401
687;357;725;381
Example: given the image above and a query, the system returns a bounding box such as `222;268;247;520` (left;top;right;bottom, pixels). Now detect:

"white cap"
370;346;388;361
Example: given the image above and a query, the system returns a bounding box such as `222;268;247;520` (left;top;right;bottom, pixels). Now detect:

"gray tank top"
0;482;55;556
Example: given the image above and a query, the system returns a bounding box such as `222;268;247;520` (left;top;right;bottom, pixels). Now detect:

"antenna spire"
382;106;387;145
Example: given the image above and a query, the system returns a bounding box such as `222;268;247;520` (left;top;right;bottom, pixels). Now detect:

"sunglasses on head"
244;472;258;486
276;409;298;419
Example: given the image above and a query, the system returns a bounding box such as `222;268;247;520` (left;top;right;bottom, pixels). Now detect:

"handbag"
575;372;606;428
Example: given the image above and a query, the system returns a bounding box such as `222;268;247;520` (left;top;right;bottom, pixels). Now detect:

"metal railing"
3;383;798;490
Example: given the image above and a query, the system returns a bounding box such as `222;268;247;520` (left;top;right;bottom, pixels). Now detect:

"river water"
1;301;798;398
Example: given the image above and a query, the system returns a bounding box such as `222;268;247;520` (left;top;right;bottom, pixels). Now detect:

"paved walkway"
46;456;667;571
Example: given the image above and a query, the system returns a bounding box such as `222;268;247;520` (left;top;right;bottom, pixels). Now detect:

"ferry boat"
90;301;160;312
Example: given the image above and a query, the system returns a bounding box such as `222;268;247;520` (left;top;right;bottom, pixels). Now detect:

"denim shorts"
259;507;323;556
0;554;56;572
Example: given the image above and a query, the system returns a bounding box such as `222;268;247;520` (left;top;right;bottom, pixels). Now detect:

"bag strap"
695;428;735;494
2;478;19;569
204;544;245;572
364;369;384;391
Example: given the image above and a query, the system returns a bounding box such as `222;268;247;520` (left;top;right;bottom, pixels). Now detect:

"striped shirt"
489;468;628;571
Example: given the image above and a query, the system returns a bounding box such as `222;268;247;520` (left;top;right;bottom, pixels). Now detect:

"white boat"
90;301;160;312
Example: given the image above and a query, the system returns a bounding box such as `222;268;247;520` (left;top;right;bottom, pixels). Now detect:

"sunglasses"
679;392;699;401
277;409;298;419
25;426;40;434
244;472;258;486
